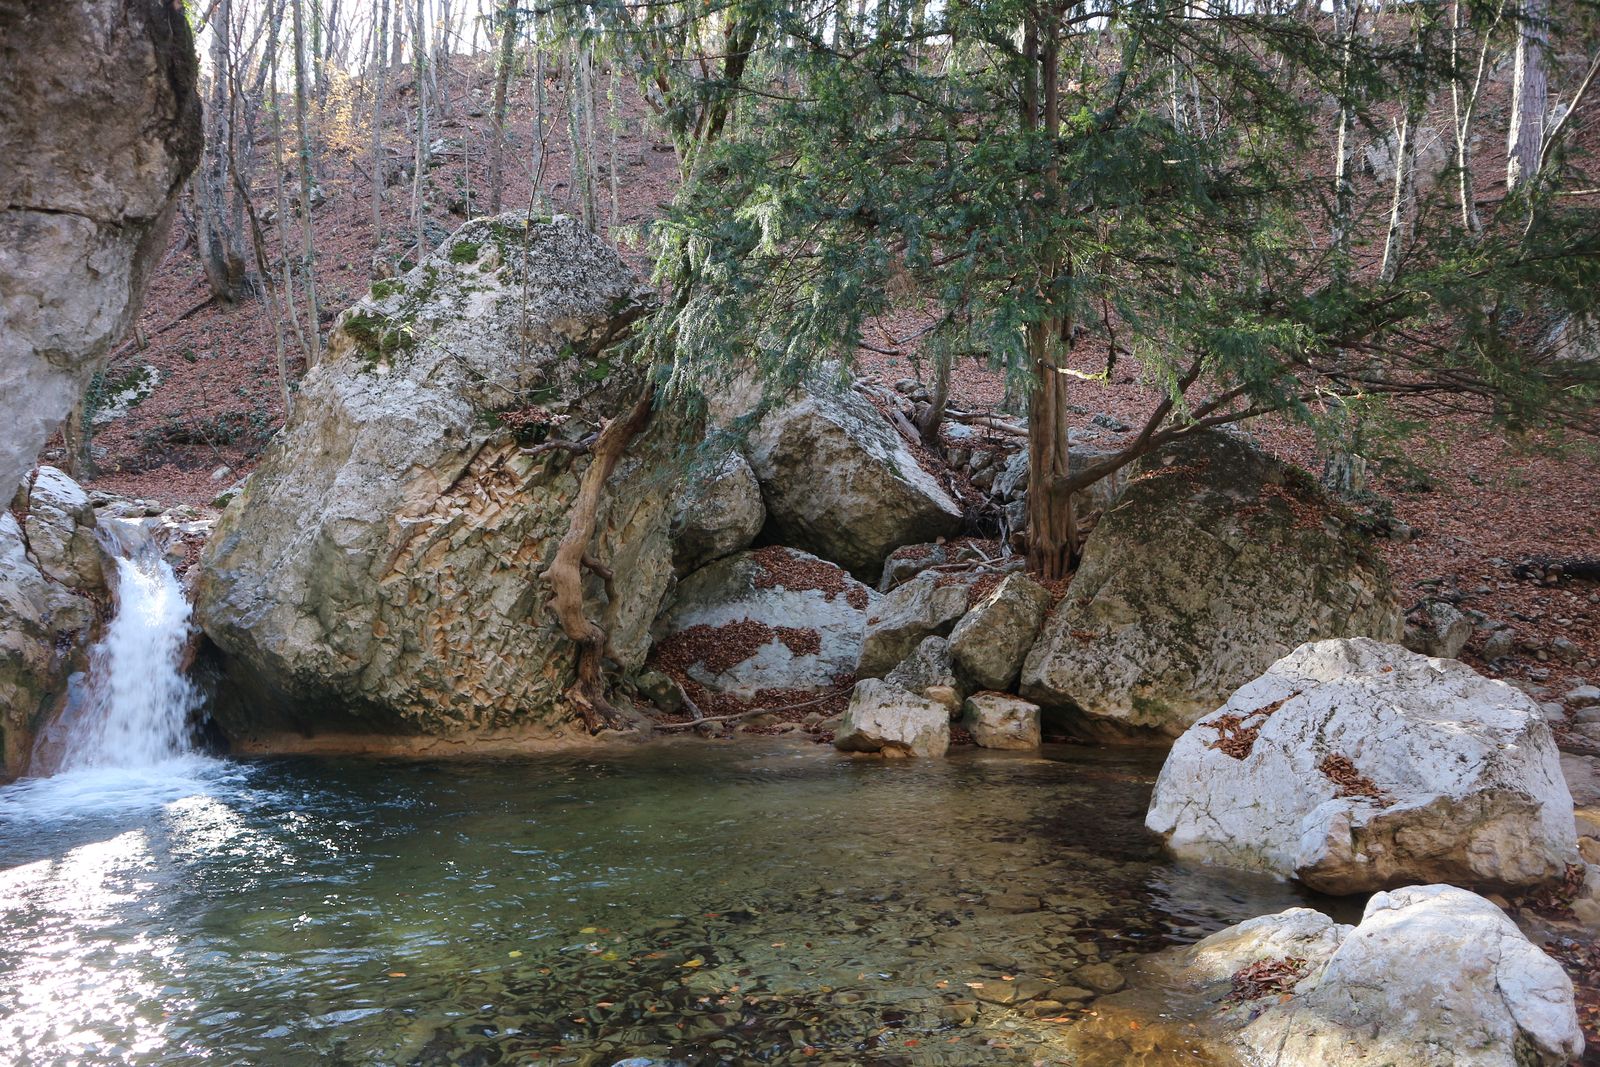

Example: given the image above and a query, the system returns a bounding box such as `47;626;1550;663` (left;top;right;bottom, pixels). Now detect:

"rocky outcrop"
651;546;875;704
746;380;962;581
1;468;106;777
1146;639;1577;894
670;451;765;575
948;573;1051;691
960;693;1041;750
1020;431;1402;739
1111;885;1582;1067
0;0;202;503
856;574;973;678
834;678;950;758
883;635;962;701
194;217;671;751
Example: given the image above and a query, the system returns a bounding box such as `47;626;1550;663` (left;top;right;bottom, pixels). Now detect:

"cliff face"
0;0;202;502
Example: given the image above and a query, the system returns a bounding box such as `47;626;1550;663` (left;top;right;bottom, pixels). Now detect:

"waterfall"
54;529;199;771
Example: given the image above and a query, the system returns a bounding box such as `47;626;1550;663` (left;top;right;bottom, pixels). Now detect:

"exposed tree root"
542;386;655;733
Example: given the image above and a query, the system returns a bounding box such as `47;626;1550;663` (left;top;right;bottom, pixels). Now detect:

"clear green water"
0;739;1332;1066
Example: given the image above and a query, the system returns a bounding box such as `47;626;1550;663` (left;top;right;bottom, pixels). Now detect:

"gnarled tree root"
542;386;656;733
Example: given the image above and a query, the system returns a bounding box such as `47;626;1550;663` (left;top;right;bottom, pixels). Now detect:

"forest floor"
37;47;1600;1058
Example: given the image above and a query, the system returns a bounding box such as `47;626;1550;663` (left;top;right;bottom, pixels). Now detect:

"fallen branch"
651;685;852;730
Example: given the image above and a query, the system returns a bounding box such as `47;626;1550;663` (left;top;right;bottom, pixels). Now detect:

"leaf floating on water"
508;950;523;958
579;927;598;934
681;958;705;968
387;972;407;978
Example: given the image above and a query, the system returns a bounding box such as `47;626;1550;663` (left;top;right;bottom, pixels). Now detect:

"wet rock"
0;1;202;503
960;693;1041;750
1021;432;1403;740
1146;884;1583;1067
670;451;765;575
834;678;950;758
1147;639;1577;894
744;378;962;582
0;507;97;778
856;574;972;678
1070;962;1125;995
653;547;875;700
195;217;670;746
948;573;1051;691
1403;599;1472;659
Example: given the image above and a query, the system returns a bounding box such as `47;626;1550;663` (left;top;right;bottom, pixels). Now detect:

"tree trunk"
488;0;517;214
1330;0;1362;281
197;0;249;302
410;0;429;257
369;0;390;243
1450;0;1484;233
1020;6;1077;580
290;0;322;363
1507;0;1547;191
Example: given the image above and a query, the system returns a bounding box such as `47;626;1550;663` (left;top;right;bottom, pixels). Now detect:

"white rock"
19;466;102;590
960;693;1041;750
1147;638;1577;894
835;678;950;758
1170;885;1584;1067
1566;684;1600;709
653;547;875;700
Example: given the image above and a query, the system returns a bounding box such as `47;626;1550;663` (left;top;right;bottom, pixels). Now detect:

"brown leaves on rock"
1318;753;1390;802
653;620;822;677
1206;696;1293;759
1223;956;1309;1003
750;546;869;609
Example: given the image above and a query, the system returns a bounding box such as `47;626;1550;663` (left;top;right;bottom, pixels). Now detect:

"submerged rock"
651;546;874;702
745;379;963;582
1020;431;1402;739
1146;638;1577;894
0;0;202;502
1118;884;1582;1067
194;217;670;750
834;678;950;757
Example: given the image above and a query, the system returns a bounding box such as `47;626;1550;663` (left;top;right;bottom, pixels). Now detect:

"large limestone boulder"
1123;885;1582;1067
948;573;1051;691
1;469;105;778
1020;431;1402;739
835;678;950;758
194;217;671;749
0;0;202;502
1147;639;1577;894
746;381;963;581
669;451;765;575
650;546;875;706
856;573;973;678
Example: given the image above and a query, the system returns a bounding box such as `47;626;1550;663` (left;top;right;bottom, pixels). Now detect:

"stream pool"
0;739;1335;1065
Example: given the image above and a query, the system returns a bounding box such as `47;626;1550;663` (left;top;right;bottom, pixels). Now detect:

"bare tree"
196;0;251;302
291;0;323;362
488;0;518;213
1506;0;1547;190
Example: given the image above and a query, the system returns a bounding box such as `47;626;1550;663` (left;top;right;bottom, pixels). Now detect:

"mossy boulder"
1020;431;1403;740
194;216;672;751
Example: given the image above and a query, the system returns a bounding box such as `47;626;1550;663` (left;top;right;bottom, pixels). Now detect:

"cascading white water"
55;542;199;771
